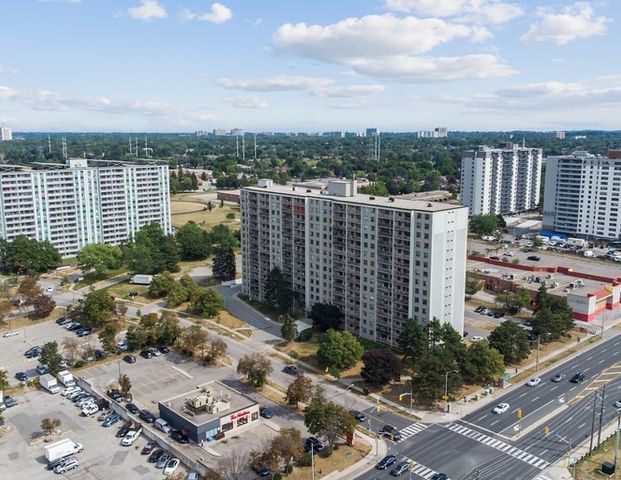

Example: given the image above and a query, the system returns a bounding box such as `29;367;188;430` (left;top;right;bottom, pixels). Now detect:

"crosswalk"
397;422;428;442
447;423;549;470
402;457;449;479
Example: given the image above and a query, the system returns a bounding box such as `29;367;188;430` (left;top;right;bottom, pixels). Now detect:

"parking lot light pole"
444;370;459;415
311;442;315;480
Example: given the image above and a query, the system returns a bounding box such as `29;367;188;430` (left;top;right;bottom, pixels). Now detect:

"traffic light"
517;408;522;419
398;394;404;402
544;426;550;436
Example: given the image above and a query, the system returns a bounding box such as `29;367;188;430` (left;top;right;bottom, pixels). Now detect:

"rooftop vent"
388;197;395;203
427;203;432;207
369;196;375;200
306;189;312;193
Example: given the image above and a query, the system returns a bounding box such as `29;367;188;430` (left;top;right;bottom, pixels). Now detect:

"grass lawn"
212;310;249;330
170;194;240;231
287;442;371;480
103;282;154;303
74;267;128;289
0;307;66;331
275;339;321;369
575;434;620;479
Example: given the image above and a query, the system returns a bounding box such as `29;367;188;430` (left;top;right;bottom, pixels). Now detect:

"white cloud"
435;78;621;110
384;0;523;24
521;2;610;45
273;14;515;82
224;95;268;109
216;75;386;97
0;65;20;75
180;3;233;24
127;0;167;21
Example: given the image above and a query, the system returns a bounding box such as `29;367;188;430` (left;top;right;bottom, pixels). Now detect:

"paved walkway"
323;431;387;480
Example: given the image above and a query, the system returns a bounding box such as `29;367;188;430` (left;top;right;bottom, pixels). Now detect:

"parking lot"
0;389;172;480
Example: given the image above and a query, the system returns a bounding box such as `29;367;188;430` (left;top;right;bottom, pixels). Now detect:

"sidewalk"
323;431;387;480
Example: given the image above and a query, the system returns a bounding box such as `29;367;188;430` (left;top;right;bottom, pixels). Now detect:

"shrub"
74;360;86;368
319;446;333;458
297;453;312;467
297;328;313;342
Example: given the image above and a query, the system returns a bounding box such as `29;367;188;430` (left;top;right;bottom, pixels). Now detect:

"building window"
252;412;258;421
237;415;249;427
222;422;233;432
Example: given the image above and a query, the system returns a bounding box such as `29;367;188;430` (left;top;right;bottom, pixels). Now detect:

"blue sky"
0;0;619;132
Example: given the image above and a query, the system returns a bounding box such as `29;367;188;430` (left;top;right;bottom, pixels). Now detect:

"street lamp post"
444;369;459;414
344;383;356;410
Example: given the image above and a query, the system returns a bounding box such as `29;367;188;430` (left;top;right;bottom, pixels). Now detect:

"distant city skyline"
0;1;619;132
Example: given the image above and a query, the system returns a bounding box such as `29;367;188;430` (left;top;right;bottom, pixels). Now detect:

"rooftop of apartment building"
548;150;621;160
244;179;467;213
0;158;167;172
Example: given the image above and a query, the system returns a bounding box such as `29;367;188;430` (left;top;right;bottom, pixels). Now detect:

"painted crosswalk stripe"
404;457;450;480
396;422;429;442
446;422;549;470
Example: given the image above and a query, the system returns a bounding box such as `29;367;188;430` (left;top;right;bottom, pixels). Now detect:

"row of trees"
0;236;61;275
0;276;57;327
147;272;225;317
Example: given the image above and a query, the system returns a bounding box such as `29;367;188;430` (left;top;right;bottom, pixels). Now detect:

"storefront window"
251;412;258;421
222;422;233;432
236;415;248;427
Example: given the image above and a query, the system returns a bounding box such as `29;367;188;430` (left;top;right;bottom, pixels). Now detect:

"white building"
0;159;171;256
460;145;543;216
417;128;448;139
240;179;468;346
0;127;12;141
543;151;621;239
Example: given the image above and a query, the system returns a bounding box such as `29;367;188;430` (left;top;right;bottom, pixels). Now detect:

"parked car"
76;396;95;408
571;372;586;383
380;425;402;441
116;422;134;438
158;345;170;354
163;458;180;475
350;410;367;422
170;429;189;444
15;372;28;382
97;410;111;422
139;409;155;423
304;437;325;454
56;317;71;325
155;418;171;433
123;354;136;364
552;373;566;382
527;255;541;261
36;364;48;375
148;347;161;357
101;414;121;427
470;336;483;342
81;403;99;416
116;341;128;351
283;365;299;375
121;430;141;446
3;330;20;338
3;396;17;408
252;465;272;477
390;462;411;477
141;441;157;455
155;452;172;469
76;327;93;337
126;403;140;414
431;474;449;480
140;350;153;359
24;346;42;358
493;403;510;415
54;458;79;474
259;407;273;419
108;390;123;401
148;449;165;463
474;306;485;313
376;455;397;470
526;377;541;387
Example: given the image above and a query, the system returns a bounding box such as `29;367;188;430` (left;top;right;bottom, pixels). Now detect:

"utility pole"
614;410;621;470
535;334;540;372
589;389;598;453
311;442;315;480
597;384;606;448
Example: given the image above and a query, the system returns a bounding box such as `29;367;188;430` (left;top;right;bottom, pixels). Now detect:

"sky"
0;0;620;132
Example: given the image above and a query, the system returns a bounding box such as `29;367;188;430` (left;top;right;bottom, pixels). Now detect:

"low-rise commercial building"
158;381;259;444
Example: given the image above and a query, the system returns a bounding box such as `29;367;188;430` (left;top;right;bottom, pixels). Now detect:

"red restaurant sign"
230;410;250;420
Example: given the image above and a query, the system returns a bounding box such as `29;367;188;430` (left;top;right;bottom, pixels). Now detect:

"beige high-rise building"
0;127;12;141
240;179;468;346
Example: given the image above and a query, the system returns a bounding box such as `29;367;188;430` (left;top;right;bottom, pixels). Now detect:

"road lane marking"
446;423;549;470
532;396;540;402
459;419;513;441
490;420;500;426
402;457;446;480
395;422;428;442
587;356;593;361
579;423;586;429
519;392;528;398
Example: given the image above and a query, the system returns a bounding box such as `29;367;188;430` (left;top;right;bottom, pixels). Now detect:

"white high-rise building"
240;179;468;346
460;145;543;216
543;151;621;239
0;127;12;141
0;159;171;256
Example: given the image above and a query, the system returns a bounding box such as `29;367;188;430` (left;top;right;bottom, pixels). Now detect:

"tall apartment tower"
543;151;621;239
460;145;543;216
0;159;171;256
240;179;468;346
0;127;12;141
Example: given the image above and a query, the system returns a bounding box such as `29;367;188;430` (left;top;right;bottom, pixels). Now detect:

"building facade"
0;160;171;256
0;127;12;141
543;151;621;239
240;179;468;346
460;145;543;216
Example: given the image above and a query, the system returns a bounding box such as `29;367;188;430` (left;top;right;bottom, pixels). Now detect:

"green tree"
41;417;61;436
119;374;132;397
0;368;8;389
304;386;356;450
76;243;123;276
317;329;363;371
157;311;181;346
411;348;462;405
176;222;210;260
76;289;116;328
99;322;120;353
487;320;531;364
40;341;62;375
465;273;483;299
7;236;60;273
264;267;293;313
176;324;210;357
179;274;201;301
532;285;575;343
310;303;343;332
0;300;12;327
280;314;298;343
148;271;177;297
361;349;402;387
208;337;228;364
285;374;312;407
190;288;225;318
398;318;428;368
226;212;236;221
208;224;238;251
237;352;273;388
463;341;505;384
212;247;236;282
124;223;180;274
166;282;190;307
469;214;500;236
17;276;42;304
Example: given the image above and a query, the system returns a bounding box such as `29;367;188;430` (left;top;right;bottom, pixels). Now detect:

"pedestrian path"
446;423;549;470
397;422;428;442
402;457;448;479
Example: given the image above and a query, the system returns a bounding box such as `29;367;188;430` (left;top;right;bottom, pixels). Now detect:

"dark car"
380;425;402;441
170;429;190;444
350;410;367;422
68;323;83;331
158;345;170;354
3;396;17;408
15;372;28;382
474;306;485;313
571;372;586;383
390;462;411;477
376;455;397;470
148;449;165;463
493;311;504;318
140;350;153;359
76;327;93;337
123;354;136;364
108;389;123;401
304;437;325;454
141;441;157;455
431;474;449;480
126;403;140;414
56;317;71;325
101;414;121;427
527;255;541;261
489;256;500;261
116;422;133;438
260;407;273;419
139;409;155;423
283;365;299;375
252;465;271;477
24;346;42;358
94;349;107;360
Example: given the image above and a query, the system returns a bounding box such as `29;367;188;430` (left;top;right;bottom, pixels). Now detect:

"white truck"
567;237;586;247
130;274;153;285
40;374;60;394
45;439;84;463
57;370;75;388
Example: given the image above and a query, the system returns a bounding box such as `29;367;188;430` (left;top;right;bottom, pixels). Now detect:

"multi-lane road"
356;332;621;480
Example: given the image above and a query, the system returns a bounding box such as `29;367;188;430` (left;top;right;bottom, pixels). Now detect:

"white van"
154;418;171;433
